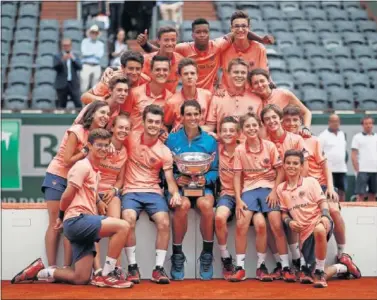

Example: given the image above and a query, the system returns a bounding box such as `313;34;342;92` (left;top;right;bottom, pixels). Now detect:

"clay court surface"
2;278;377;299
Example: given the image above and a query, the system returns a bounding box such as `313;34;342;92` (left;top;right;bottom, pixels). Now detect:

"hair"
220;116;240;132
120;50;144;68
180;100;202;116
191;18;210;31
178;58;198;75
150;55;170;70
142;104;164;121
113;112;131;127
284;149;305;165
261;104;283;123
230;10;250;25
227;57;249;73
247;68;270;86
79;101;109;129
361;115;374;125
239;108;262;129
283;104;301;117
88;128;112;145
108;75;130;90
157;26;178;39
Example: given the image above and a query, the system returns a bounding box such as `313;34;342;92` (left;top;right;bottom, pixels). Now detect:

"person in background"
80;25;105;93
318;114;348;202
158;1;183;27
351;116;377;202
53;38;82;109
110;28;128;67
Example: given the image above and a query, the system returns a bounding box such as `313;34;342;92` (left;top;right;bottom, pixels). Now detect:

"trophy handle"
210;152;216;163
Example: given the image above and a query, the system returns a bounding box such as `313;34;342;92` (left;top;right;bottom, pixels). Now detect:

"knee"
157;218;170;232
120;219;130;233
123;213;137;229
175;199;191;214
198;201;214;215
215;214;227;228
270;220;284;237
314;224;326;238
236;220;249;235
254;220;267;236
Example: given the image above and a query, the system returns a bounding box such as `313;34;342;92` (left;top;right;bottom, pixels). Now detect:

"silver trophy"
174;152;215;197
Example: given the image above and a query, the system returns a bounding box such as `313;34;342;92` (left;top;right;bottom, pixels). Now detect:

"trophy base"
182;187;205;197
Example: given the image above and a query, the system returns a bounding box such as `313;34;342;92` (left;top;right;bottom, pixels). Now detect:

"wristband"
58;210;65;220
81;146;89;155
302;126;311;132
112;187;119;195
284;217;293;226
321;208;330;217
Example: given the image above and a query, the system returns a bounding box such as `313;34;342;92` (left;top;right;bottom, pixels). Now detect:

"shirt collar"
282;176;304;191
232;41;253;53
362;132;375;136
245;138;264;154
145;83;167;100
181;88;198;101
220;143;236;158
227;88;245;97
181;126;202;141
269;130;287;144
328;128;339;134
140;133;159;147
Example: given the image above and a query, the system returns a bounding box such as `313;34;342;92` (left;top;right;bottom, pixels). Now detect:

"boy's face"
89;138;110;159
283;155;302;177
220;122;239;145
283;115;301;134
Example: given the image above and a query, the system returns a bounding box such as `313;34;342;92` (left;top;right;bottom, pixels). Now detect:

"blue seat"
7;69;32;87
85;19;105;31
291;20;313;32
348;8;369;21
39;30;59;43
311;57;337;73
236;1;258;9
18;4;40;18
1;3;17;18
272;72;295;90
304;45;329;59
335;57;360;73
321;1;341;9
1;28;13;43
1;17;15;31
355;88;377;110
305;8;327;21
334;21;356;32
287;58;311;74
34;69;56;86
358;21;377;33
16;17;38;30
275;32;297;48
63;19;83;32
14;29;36;43
39;19;59;32
321;72;345;88
302;2;321;9
344;72;370;88
280;2;300;12
358;57;377;72
262;7;282;21
312;20;334;32
327;7;349;21
268;20;290;33
284;9;306;21
63;30;84;44
321;32;343;49
13;42;34;56
303;87;328;110
365;32;377;50
343;1;361;10
281;46;304;59
342;32;365;45
295;72;320;88
327;46;352;59
9;54;33;70
37;41;59;57
32;85;57;109
295;31;320;45
35;56;54;70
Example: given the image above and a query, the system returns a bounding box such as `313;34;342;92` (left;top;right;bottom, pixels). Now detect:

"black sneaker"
221;256;235;280
170;252;186;280
126;264;141;284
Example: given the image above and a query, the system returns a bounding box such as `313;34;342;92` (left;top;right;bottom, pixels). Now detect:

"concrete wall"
2;205;377;280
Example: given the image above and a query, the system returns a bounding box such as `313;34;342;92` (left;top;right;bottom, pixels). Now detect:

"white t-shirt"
318;129;348;173
351;132;377;173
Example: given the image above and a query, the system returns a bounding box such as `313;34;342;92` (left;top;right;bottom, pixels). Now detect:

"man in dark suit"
53;38;82;108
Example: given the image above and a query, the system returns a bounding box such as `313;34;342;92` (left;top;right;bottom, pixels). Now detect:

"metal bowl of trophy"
174;152;214;176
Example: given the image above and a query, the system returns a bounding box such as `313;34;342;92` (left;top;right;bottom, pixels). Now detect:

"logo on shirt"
263;158;270;164
299;191;305;198
248;61;255;69
150;157;157;164
52;180;57;186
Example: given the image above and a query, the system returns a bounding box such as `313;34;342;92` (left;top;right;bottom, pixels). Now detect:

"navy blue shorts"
166;187;213;209
242;188;279;213
301;220;334;267
216;195;236;222
41;172;67;201
332;173;347;192
63;214;106;264
121;192;168;218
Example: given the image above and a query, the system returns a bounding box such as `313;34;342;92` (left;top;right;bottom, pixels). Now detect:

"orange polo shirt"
206;89;263;134
124;83;173;133
262;88;294;110
122;132;173;195
175;37;232;91
219;143;237;197
277;176;327;246
64;158;101;221
142;51;183;93
164;88;212;130
221;41;268;89
303;136;327;186
234;138;282;193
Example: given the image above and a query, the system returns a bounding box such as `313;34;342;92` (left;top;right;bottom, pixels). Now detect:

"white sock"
219;244;230;259
280;254;289;268
236;254;245;268
37;268;55;281
334;263;347;274
257;252;266;268
125;246;137;265
289;243;300;260
273;253;281;263
94;268;102;276
300;255;306;267
337;244;345;259
102;256;117;276
155;249;167;267
315;259;326;271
